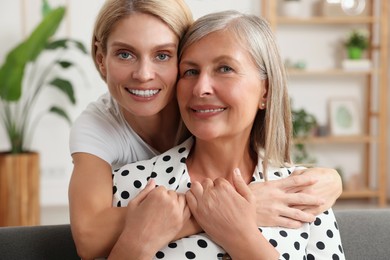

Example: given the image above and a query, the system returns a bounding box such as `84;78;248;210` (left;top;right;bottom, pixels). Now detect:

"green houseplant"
344;29;369;59
0;0;87;154
292;108;317;164
0;0;87;226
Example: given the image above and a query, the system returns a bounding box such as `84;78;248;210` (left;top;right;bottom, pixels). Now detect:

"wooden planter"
0;152;40;226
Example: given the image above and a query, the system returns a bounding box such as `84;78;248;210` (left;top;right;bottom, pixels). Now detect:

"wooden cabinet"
262;0;388;206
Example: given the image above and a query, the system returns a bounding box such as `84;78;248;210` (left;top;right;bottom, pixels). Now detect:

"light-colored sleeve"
306;208;346;260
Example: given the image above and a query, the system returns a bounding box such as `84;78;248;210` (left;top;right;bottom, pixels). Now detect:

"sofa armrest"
335;209;390;260
0;224;79;260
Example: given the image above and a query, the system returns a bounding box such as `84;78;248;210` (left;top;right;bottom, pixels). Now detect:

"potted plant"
292;108;317;164
344;29;369;59
0;0;87;226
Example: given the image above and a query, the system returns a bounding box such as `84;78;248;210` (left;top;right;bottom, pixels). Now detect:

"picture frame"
328;98;362;136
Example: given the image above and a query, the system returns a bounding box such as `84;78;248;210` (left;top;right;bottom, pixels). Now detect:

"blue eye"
117;51;132;60
219;66;233;73
183;69;198;77
156;53;170;61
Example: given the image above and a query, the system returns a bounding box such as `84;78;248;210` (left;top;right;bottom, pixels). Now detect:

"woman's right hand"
109;179;191;259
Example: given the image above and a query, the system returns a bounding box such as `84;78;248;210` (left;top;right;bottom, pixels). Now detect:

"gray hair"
179;10;293;174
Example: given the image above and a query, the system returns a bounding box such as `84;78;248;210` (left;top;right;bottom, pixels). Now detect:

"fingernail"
234;168;241;176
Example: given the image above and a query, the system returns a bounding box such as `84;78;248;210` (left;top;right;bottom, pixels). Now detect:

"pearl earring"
261;102;266;108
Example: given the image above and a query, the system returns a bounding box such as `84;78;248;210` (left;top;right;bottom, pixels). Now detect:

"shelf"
294;135;376;144
276;16;377;25
286;68;376;76
340;189;379;199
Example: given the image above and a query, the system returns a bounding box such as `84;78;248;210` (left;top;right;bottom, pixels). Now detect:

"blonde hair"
179;10;292;174
92;0;193;79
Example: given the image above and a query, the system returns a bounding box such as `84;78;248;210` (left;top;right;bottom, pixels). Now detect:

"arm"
249;167;342;228
186;169;279;260
69;153;126;260
109;180;191;260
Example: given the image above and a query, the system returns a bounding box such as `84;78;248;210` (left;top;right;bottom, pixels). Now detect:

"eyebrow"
111;41;177;51
180;55;239;66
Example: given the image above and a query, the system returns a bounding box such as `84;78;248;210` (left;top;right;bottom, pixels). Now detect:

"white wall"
0;0;388;224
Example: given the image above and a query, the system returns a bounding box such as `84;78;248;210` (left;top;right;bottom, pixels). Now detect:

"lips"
125;88;160;97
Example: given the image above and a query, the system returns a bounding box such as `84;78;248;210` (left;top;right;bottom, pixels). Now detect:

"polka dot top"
113;138;345;259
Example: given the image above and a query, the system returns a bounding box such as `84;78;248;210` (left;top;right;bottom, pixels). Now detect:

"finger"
185;190;197;212
201;178;214;191
278;174;317;191
132;179;155;204
286;193;325;207
190;181;204;198
232;168;253;201
280;207;316;224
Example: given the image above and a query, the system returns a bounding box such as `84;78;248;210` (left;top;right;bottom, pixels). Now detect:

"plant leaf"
41;0;52;17
0;7;65;101
46;39;88;54
49;78;76;104
58;61;73;68
49;106;71;125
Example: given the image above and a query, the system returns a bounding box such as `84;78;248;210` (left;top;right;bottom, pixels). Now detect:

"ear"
258;79;268;110
95;41;107;77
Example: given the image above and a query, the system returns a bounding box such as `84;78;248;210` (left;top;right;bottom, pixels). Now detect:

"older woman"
109;10;345;260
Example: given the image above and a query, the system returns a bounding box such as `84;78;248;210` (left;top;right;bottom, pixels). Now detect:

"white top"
69;93;159;169
113;138;345;259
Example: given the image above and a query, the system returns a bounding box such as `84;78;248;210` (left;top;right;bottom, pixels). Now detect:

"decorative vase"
347;47;363;59
0;152;40;226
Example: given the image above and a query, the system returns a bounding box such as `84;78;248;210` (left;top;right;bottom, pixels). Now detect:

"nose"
132;59;154;82
192;72;213;97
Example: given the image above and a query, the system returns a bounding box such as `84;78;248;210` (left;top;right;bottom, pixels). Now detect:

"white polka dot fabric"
113;137;345;259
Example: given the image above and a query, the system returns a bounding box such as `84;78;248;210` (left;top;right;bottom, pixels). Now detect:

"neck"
122;100;180;153
186;137;256;185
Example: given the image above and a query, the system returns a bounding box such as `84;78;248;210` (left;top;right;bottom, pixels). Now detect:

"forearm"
173;216;202;240
71;207;127;260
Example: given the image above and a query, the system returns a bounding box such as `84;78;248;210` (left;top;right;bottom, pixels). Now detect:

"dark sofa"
0;209;389;259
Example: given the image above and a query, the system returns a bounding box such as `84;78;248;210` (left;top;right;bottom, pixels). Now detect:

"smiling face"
177;30;267;142
97;12;179;117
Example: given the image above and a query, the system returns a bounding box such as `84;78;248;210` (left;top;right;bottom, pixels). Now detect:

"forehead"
108;12;178;46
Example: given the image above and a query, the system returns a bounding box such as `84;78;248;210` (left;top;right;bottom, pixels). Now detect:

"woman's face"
177;31;267;142
99;13;179;117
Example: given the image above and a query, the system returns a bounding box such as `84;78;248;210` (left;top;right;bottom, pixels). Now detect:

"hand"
110;180;190;259
249;174;324;228
291;167;342;215
186;169;279;260
186;170;258;249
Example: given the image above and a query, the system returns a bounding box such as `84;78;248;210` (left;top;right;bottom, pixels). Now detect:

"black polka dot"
327;229;334;238
121;191;129;199
279;230;288;237
197;239;208;248
121;170;129;176
113;186;117;194
251;176;256;182
168;177;176;185
258;227;263;232
294;241;300;250
166;167;174;173
316;241;325;250
151;172;157;178
217;253;224;257
185;251;196;259
334;221;339;230
187;182;191;188
155;251;165;259
178;147;186;153
314;217;321;226
259;172;264;179
163;155;171;162
180;157;186;163
332;254;340;260
116;201;121;207
338;244;343;253
274;171;281;177
269;239;278;247
168;242;177;248
300;232;309;239
282;253;290;260
307;254;314;260
134;180;142;188
324;210;329;215
136;165;145;170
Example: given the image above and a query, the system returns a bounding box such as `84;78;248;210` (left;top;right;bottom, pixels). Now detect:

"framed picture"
329;98;362;136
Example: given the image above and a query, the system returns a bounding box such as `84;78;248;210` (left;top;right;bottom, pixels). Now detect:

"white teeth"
127;89;159;97
196;108;225;113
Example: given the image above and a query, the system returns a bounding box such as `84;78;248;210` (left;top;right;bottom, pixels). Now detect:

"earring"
261;102;266;109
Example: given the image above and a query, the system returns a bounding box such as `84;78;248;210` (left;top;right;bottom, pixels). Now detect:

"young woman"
109;10;345;259
68;0;342;259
